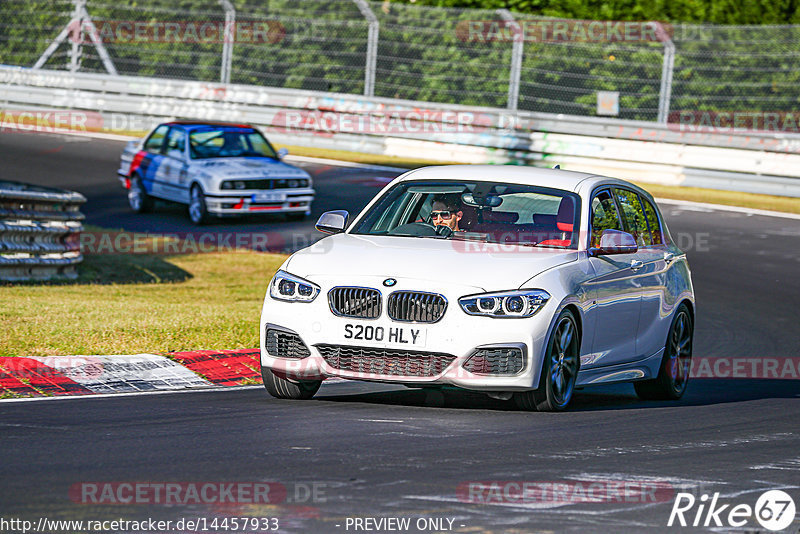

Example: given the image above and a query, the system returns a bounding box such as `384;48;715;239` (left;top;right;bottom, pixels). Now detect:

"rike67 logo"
668;489;796;531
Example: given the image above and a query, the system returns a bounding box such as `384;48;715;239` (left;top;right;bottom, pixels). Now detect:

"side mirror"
277;147;289;159
590;229;638;256
315;210;349;234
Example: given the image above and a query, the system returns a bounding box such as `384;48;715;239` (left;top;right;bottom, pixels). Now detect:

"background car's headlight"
459;289;550;318
220;180;248;190
269;270;320;302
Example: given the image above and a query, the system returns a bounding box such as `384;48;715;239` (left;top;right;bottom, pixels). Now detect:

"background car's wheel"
514;309;580;412
261;366;321;400
634;303;693;401
188;184;209;225
128;174;154;213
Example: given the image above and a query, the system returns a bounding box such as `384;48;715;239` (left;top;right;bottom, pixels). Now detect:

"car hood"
286;233;578;292
189;157;309;179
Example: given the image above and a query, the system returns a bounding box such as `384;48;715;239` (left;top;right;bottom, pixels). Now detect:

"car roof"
396;164;635;195
163;121;255;131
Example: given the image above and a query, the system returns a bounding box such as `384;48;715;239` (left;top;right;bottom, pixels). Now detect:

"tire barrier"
0;180;86;281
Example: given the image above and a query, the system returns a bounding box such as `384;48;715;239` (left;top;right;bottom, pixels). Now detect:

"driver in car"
430;194;464;232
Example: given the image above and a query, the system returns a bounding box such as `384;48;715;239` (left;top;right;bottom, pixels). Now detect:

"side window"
144;125;168;153
590;189;623;248
640;196;664;245
614;188;652;246
163;128;186;159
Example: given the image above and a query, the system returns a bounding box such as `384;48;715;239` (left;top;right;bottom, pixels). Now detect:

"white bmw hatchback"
259;165;695;411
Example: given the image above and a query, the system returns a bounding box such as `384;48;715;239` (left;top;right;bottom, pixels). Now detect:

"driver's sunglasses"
430;210;454;221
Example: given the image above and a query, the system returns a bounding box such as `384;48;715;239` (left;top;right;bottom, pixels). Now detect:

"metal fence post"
497;9;522;111
352;0;378;97
34;0;117;74
655;22;675;124
219;0;235;84
68;0;85;72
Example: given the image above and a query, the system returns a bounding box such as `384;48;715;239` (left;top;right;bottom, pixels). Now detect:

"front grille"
328;287;381;319
229;179;309;190
387;291;447;323
265;328;311;359
316;344;455;377
462;347;524;375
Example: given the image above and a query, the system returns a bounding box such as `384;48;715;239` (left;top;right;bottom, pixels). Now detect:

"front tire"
261;367;321;400
515;309;580;412
128;175;154;213
634;303;693;401
188;185;209;225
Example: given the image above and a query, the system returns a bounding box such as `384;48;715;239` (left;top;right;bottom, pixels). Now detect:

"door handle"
630;259;644;271
664;252;675;264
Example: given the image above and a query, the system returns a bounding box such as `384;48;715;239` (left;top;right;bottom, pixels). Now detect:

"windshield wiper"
452;235;539;247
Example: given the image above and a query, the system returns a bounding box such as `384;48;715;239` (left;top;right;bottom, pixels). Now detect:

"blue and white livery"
117;121;314;224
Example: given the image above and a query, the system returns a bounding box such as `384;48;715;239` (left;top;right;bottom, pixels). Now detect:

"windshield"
351;180;581;248
188;127;278;159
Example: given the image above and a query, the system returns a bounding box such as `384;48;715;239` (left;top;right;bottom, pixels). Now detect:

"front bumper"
259;276;554;392
205;189;315;216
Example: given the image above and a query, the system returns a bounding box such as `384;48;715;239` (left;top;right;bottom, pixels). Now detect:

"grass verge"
0;249;286;356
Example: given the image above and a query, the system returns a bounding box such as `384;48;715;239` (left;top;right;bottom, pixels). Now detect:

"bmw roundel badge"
383;278;397;287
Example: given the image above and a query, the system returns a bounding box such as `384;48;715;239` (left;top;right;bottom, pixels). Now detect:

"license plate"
343;324;427;347
251;192;286;203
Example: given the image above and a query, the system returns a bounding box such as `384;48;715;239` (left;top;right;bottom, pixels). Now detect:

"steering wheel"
435;225;453;238
387;222;439;237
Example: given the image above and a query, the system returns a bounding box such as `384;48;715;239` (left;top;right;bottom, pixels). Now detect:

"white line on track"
0;384;263;404
0;377;351;404
285;154;407;173
656;197;800;220
38;128;409;172
358;419;405;423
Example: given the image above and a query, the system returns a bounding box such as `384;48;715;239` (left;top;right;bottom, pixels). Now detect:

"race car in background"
117;121;314;224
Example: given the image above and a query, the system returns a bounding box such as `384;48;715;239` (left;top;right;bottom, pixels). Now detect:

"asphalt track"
1;131;799;533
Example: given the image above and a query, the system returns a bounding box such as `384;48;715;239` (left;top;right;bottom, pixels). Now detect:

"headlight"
221;181;233;190
269;270;320;302
459;289;550;318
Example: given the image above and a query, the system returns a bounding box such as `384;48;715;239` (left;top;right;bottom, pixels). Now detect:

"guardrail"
2;66;800;197
0;180;85;281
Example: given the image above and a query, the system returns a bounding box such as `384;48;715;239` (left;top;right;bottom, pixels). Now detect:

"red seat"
556;197;575;232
